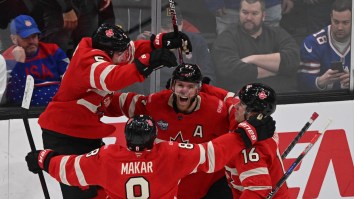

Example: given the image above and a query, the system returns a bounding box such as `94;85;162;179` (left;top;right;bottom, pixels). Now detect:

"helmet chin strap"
244;109;264;121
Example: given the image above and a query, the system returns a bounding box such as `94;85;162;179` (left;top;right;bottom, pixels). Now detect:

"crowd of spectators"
0;0;351;102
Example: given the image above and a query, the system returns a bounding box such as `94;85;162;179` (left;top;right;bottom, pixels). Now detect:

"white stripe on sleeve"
74;155;88;186
100;64;117;91
59;156;71;186
207;141;215;173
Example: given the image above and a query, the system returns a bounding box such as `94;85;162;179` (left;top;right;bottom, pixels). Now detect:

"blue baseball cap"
10;15;41;38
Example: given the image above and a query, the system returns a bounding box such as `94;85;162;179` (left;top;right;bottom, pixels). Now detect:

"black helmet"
125;115;157;152
238;83;277;117
92;24;131;55
172;63;203;84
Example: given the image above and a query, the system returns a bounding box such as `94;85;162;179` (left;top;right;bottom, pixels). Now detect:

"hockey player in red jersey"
224;83;290;199
37;23;192;198
26;114;276;199
104;63;237;198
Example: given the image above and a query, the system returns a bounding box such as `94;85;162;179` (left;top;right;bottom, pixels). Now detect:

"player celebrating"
38;23;192;198
224;83;290;198
26;114;276;199
105;63;236;198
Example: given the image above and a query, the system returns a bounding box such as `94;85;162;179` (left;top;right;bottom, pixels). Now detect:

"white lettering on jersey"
121;161;153;175
193;125;203;138
304;43;312;53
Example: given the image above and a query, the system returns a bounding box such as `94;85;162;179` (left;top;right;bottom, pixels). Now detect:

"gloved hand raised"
135;48;178;77
150;31;192;54
25;149;58;173
235;115;276;148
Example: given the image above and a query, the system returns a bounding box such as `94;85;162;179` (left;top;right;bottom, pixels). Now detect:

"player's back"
100;141;202;199
225;133;290;199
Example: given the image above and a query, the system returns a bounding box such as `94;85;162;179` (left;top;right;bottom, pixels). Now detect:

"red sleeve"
200;84;234;101
92;61;145;91
133;40;153;57
47;146;112;187
175;133;246;175
105;92;149;117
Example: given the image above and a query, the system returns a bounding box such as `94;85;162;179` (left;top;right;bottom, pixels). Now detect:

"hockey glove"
151;31;192;54
25;149;58;173
135;48;177;77
235;115;276;148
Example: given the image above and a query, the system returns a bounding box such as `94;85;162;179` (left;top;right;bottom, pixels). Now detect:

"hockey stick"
266;119;332;199
22;75;50;199
281;112;319;159
168;0;183;64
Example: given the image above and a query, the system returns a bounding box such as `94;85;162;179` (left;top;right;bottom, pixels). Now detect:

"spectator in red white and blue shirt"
2;15;69;106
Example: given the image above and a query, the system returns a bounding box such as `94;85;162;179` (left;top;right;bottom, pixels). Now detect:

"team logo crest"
105;29;114;37
157;120;168;130
25;20;32;27
258;91;267;100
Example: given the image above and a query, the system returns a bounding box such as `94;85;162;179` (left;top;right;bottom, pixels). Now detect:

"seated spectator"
205;0;284;35
0;54;6;104
297;0;351;91
212;0;300;93
2;15;69;106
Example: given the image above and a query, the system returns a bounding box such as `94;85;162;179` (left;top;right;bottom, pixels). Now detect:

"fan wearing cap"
2;14;69;106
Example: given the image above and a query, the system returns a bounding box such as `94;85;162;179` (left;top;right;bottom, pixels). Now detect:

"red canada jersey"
105;90;231;198
38;38;151;138
46;133;246;199
225;133;290;199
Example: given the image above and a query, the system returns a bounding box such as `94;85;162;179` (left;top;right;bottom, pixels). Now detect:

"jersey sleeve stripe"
77;99;99;113
128;94;143;117
198;144;206;166
59;156;71;186
74;155;88;186
207;141;216;173
244;185;272;191
89;61;102;88
239;167;269;182
100;64;117;91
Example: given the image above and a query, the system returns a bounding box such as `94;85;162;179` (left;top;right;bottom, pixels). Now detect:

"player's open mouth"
179;96;189;102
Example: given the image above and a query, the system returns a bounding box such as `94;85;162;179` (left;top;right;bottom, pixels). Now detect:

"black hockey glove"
150;31;192;54
202;77;211;85
235;115;276;148
25;149;58;173
135;48;177;77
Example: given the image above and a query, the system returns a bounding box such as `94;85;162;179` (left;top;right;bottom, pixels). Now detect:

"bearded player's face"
172;80;199;112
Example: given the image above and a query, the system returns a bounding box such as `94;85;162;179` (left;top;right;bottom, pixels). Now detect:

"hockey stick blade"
266;119;332;199
21;75;34;110
281;112;319;159
22;75;51;199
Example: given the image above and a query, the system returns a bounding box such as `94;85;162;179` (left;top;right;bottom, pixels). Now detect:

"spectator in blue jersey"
297;0;351;91
205;0;290;35
2;15;69;106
